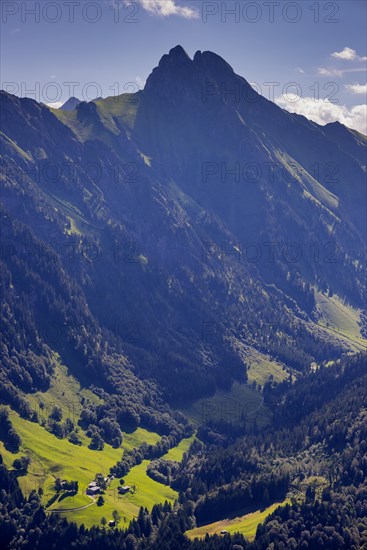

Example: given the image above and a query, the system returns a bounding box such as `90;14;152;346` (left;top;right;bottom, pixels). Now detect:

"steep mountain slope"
59;96;81;111
1;46;366;409
133;46;366;304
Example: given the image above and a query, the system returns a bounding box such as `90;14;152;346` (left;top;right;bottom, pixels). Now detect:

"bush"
13;455;31;473
49;406;62;422
68;431;82;445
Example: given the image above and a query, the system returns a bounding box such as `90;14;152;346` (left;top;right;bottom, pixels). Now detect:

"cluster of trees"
194;474;290;525
147;459;180;486
0;409;21;453
179;353;366;482
55;478;78;492
255;484;367;549
46;414;76;441
0;260;52;420
80;407;122;448
12;455;31;474
112;426;193;478
264;352;367;428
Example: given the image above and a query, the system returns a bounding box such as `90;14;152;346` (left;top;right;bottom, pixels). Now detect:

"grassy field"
316;292;366;351
48;492;92;511
0;405;181;529
244;348;289;387
181;382;270;429
1;409;125;497
27;359;101;430
161;434;196;462
55;460;178;528
0;349;189;530
186;500;290;541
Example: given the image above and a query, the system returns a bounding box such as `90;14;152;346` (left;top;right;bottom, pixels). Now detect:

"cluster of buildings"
86;474;124;496
86;481;100;496
118;485;131;495
85;475;132;529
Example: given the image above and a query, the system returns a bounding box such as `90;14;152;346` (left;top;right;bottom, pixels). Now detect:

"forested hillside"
1;46;366;548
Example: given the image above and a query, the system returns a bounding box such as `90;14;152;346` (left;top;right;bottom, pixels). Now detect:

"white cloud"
331;47;357;61
295;67;304;74
331;47;367;62
317;66;366;78
318;67;343;77
137;0;198;18
47;101;63;109
275;94;367;135
345;83;367;95
135;75;146;89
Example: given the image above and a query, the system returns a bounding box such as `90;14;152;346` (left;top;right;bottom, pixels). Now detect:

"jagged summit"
194;49;234;73
144;45;242;100
154;45;192;71
148;45;234;77
157;45;234;70
166;45;190;61
144;45;195;94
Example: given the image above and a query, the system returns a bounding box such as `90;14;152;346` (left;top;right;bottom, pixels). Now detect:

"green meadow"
161;434;196;462
316;292;367;351
1;409;129;496
186;500;290;541
66;460;178;528
245;348;290;387
181;382;270;429
0;408;176;528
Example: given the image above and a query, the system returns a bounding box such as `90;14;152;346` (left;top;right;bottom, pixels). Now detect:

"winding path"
47;494;96;513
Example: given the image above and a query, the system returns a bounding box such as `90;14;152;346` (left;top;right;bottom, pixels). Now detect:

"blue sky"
1;0;366;132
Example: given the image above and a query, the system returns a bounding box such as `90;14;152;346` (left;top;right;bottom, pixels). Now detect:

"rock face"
0;46;366;403
59;96;81;111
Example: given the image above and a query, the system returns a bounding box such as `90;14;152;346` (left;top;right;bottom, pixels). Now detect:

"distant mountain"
59;96;81;110
0;46;366;408
59;97;103;111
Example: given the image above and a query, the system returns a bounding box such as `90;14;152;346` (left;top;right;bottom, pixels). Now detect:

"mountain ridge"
0;47;366;411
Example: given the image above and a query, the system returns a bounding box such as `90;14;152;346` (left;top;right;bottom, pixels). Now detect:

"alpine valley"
0;46;366;550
